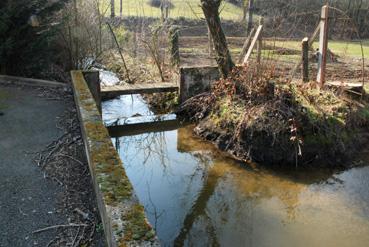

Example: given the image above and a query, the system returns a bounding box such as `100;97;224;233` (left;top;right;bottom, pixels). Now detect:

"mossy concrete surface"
179;66;219;103
71;71;159;247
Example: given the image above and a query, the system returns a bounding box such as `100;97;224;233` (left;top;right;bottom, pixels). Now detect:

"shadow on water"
103;95;369;247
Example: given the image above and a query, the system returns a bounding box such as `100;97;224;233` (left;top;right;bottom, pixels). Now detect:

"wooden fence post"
242;24;263;64
169;26;180;67
165;6;169;20
238;27;256;64
317;5;329;85
290;23;321;79
302;37;309;82
257;17;264;65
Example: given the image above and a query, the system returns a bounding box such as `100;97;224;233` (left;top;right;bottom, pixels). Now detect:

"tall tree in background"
242;0;249;21
120;0;123;17
201;0;234;78
247;0;254;34
111;0;115;17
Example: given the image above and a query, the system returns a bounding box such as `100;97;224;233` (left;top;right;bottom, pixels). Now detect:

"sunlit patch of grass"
102;0;244;21
264;40;369;58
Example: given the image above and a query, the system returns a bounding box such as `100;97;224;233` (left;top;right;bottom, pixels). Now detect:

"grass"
264;39;369;58
102;0;244;21
180;37;368;64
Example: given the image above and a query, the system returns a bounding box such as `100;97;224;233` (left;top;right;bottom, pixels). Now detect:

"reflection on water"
102;94;154;121
103;96;369;247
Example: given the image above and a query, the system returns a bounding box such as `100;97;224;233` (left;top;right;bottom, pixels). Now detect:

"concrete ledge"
101;83;179;100
71;71;159;247
0;75;66;88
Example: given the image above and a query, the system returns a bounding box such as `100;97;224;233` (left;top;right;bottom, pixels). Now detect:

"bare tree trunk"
97;0;103;54
74;0;79;69
242;0;248;21
201;0;234;78
160;1;165;22
247;0;254;35
120;0;122;17
242;6;247;21
107;23;131;83
111;0;115;18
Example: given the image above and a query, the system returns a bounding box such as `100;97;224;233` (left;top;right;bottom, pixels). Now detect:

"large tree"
111;0;115;17
246;0;254;34
201;0;234;78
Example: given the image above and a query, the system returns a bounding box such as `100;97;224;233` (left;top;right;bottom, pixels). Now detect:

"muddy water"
103;95;369;247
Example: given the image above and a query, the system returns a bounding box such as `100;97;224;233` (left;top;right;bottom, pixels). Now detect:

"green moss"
210;97;244;129
91;142;133;205
358;107;369;120
122;204;155;242
83;100;97;111
85;122;110;141
72;71;93;101
72;70;155;245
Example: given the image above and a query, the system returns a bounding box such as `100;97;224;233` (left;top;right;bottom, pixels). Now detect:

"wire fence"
100;0;368;84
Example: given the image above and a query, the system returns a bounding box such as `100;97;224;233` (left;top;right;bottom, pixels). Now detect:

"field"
265;40;369;58
177;36;369;86
103;0;244;20
178;36;369;67
101;0;369;85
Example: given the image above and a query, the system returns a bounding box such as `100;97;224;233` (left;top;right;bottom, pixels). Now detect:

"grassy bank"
264;39;369;58
177;65;369;167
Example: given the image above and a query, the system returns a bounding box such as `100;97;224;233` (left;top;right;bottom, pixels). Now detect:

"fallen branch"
32;224;87;234
57;153;84;166
107;22;132;83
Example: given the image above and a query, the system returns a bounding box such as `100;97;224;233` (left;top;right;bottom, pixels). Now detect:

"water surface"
103;95;369;247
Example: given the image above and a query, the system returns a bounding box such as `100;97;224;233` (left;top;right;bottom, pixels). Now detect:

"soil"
176;66;369;167
193;116;369;168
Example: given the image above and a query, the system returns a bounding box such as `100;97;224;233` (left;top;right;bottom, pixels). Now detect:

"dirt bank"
176;66;369;167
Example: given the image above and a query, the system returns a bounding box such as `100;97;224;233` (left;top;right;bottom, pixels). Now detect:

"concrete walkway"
0;84;66;246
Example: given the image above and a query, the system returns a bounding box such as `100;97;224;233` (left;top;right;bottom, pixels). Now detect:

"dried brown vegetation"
33;87;105;246
177;65;369;167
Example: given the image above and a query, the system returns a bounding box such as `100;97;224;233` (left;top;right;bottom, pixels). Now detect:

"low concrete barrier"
71;71;159;247
0;74;66;88
179;66;220;103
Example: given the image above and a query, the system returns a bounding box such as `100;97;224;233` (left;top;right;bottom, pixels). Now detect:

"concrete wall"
71;71;159;247
179;66;220;103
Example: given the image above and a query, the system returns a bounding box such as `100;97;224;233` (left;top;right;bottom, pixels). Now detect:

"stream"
102;94;369;247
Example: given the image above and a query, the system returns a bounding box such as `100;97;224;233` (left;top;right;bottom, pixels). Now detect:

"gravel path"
0;85;66;246
0;82;105;246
